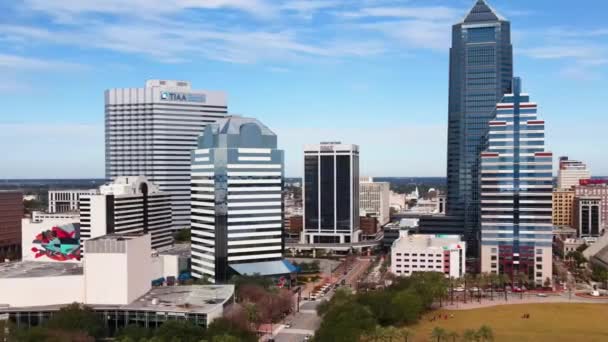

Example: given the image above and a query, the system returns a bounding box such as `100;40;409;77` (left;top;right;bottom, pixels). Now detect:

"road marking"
281;328;315;335
300;309;317;314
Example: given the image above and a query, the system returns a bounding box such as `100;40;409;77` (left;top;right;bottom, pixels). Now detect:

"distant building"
105;80;228;230
554;237;585;257
190;116;289;283
480;78;553;285
391;231;465;278
360;216;379;238
574;182;608;234
573;197;602;238
360;177;390;225
285;216;303;235
303;142;360;244
389;191;407;211
32;211;80;223
552;189;575;227
437;195;446;214
0;191;23;260
48;189;97;213
79;176;173;250
383;219;419;248
557;157;591;190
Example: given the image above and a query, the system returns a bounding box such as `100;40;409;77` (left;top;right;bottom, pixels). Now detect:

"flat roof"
0;261;83;279
0;285;234;315
393;234;464;250
124;285;234;314
159;244;191;258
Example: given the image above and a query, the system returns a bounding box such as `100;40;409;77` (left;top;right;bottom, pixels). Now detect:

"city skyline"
2;0;608;178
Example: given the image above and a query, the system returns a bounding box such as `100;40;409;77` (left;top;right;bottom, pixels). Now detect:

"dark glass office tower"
303;143;360;244
446;0;513;249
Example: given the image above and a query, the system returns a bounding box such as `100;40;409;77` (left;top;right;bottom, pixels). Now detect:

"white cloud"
339;6;460;21
0;53;83;70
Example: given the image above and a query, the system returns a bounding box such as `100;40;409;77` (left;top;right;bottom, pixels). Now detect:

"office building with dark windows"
479;78;553;285
79;176;173;250
573;197;602;238
302;142;360;245
105;80;228;231
190;116;292;283
443;0;514;250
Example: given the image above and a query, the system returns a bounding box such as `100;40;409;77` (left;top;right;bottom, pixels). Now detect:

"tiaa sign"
161;91;206;103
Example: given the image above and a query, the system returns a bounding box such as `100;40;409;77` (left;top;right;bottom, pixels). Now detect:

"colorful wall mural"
31;223;81;261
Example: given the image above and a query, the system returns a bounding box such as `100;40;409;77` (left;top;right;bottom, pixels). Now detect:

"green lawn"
410;303;608;342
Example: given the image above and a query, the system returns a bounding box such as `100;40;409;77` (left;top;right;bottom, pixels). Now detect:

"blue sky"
1;0;607;178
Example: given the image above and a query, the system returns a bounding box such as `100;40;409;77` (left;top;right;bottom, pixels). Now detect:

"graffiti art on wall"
31;223;81;261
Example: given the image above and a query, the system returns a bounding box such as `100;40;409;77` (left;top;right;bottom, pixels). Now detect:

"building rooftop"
393;233;464;250
159;244;191;258
87;232;147;242
0;261;83;279
123;285;234;314
461;0;505;24
0;285;234;315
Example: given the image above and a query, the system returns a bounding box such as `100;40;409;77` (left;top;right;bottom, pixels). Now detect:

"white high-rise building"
79;176;173;250
303;142;360;244
558;157;591;189
190;116;286;283
105;80;228;231
360;177;391;225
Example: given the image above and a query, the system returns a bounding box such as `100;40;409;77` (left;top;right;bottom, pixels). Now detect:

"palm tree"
382;326;400;342
396;328;413;342
447;331;459;342
461;329;477;342
360;326;383;342
431;327;447;342
477;325;494;342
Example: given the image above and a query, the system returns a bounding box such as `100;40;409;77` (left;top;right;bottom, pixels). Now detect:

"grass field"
410;303;608;342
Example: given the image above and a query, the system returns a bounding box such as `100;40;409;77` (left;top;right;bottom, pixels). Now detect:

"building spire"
462;0;506;23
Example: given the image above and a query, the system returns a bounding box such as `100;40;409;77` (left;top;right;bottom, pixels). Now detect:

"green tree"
45;303;104;338
205;317;257;342
447;331;459;342
117;325;151;341
174;229;191;242
476;325;494;342
154;321;205;342
431;327;447;342
315;301;376;342
396;328;414;342
461;329;477;342
390;289;423;325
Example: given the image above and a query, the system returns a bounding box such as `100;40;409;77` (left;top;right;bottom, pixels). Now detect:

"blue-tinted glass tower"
480;78;553;285
446;0;513;249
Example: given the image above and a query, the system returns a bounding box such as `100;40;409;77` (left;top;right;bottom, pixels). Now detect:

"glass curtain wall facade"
190;117;284;283
303;143;360;244
480;78;553;285
446;0;513;251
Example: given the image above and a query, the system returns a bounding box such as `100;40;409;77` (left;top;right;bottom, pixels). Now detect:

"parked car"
536;293;548;297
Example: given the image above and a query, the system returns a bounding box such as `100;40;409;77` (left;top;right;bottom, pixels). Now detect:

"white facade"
302;143;360;244
190;117;284;282
84;234;152;305
391;231;466;279
558;157;591;190
105;80;228;231
360;178;391;225
48;189;97;213
32;211;80;223
0;272;84;307
79;176;173;250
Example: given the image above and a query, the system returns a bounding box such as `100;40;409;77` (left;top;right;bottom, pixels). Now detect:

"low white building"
391;231;465;278
48;189;98;213
0;233;234;330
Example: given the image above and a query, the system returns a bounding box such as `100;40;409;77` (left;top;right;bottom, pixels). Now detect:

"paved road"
272;258;372;342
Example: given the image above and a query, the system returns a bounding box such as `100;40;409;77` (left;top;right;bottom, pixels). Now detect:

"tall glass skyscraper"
446;0;513;248
480;78;553;285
